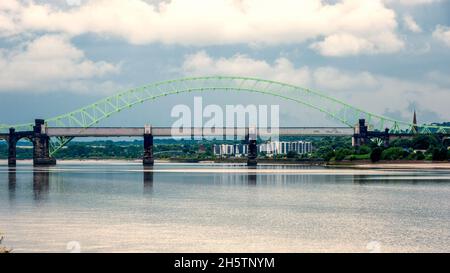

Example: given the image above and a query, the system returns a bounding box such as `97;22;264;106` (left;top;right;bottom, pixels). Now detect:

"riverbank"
328;160;450;169
2;158;450;169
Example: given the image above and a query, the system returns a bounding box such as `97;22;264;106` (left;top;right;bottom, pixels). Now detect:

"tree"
335;148;352;161
381;147;407;160
432;148;448;161
355;145;371;155
390;138;412;148
286;151;297;159
412;135;440;150
313;146;335;161
323;150;335;162
416;151;425;160
370;147;383;163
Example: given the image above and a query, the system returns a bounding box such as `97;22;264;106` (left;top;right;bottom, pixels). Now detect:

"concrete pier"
353;119;368;147
353;119;391;147
143;125;154;166
33;120;56;166
247;127;257;167
8;128;17;166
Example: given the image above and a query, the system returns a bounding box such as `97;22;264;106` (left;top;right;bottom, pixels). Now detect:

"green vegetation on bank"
266;134;449;163
0;139;217;161
313;135;450;163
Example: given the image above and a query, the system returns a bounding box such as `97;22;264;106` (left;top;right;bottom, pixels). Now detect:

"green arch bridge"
0;76;449;166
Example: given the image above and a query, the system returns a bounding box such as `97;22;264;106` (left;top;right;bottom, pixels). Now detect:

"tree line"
0;135;448;162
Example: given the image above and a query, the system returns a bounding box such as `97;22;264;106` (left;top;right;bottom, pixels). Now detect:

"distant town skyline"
0;0;449;127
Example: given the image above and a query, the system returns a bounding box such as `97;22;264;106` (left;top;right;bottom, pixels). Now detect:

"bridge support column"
352;119;368;147
33;119;56;166
8;128;17;166
383;128;390;147
247;127;257;167
143;125;154;166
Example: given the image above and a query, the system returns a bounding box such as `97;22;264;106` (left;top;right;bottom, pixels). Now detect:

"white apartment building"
213;141;312;157
213;144;248;157
259;141;312;155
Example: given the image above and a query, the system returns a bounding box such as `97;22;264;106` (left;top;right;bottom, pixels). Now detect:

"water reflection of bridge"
7;167;50;202
6;167;449;203
6;167;326;201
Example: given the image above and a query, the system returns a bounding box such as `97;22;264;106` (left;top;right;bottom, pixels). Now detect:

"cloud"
0;35;120;93
182;51;381;91
347;76;450;122
0;0;405;56
403;15;422;33
182;51;311;86
309;32;403;56
180;51;450;122
433;25;450;47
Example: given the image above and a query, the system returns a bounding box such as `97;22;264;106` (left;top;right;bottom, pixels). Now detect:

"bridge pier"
247;127;257;167
143;125;154;166
353;119;392;147
8;128;17;166
353;119;368;147
383;128;390;147
33;119;56;166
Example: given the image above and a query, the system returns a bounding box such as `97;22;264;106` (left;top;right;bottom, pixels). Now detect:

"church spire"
413;109;418;133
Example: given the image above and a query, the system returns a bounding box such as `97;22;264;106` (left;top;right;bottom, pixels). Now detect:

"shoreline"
333;162;450;170
1;159;450;169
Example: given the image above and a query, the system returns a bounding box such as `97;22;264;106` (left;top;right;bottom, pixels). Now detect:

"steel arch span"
1;76;449;156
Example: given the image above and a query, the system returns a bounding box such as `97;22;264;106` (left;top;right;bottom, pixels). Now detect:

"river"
0;162;449;253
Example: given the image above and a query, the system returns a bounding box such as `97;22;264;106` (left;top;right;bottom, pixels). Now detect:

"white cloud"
403;15;422;33
433;25;450;47
0;35;120;93
0;0;405;56
182;51;381;91
180;51;450;121
310;32;404;56
0;0;22;37
182;51;311;86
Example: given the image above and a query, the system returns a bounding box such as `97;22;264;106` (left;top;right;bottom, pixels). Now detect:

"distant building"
259;141;313;156
213;144;248;157
213;141;312;157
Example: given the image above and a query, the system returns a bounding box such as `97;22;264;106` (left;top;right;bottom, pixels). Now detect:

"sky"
0;0;449;127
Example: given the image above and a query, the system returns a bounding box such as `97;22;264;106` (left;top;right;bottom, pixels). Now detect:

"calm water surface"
0;162;449;253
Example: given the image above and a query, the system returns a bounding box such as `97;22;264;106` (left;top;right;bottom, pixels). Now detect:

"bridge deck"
46;127;355;137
